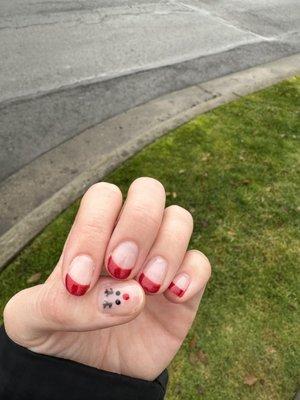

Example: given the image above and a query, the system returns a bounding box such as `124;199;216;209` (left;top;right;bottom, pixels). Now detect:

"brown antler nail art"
99;282;141;315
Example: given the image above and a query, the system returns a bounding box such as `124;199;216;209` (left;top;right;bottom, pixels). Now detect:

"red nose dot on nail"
123;293;130;300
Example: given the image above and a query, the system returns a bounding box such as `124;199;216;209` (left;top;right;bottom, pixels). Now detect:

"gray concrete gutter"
1;0;300;182
0;54;299;270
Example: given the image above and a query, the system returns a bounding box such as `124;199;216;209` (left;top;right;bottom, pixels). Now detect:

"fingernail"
139;256;167;293
168;273;190;297
99;281;143;315
65;255;94;296
107;241;138;279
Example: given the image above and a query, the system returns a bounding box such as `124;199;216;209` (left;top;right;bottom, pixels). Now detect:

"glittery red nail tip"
107;256;132;279
65;274;90;296
139;273;161;293
168;282;185;297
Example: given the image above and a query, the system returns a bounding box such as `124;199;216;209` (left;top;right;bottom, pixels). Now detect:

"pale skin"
4;178;211;381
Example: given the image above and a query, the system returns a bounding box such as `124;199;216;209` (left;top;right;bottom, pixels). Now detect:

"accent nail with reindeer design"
99;281;144;315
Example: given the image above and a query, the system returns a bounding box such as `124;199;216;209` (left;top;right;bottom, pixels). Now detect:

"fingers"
61;183;122;296
164;250;211;303
138;205;193;294
105;178;165;280
55;178;207;309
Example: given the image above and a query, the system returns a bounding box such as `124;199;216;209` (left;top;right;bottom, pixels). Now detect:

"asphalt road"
0;0;299;181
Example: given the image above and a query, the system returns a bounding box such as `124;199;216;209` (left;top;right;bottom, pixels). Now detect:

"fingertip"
164;249;211;303
98;278;145;317
189;249;212;282
82;182;123;205
130;177;166;197
106;241;138;280
64;254;95;296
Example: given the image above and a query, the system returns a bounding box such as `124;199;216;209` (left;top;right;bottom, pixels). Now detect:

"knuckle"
130;205;161;231
75;208;110;239
38;287;73;327
79;221;107;239
3;297;16;330
39;289;61;323
3;295;25;343
162;228;190;246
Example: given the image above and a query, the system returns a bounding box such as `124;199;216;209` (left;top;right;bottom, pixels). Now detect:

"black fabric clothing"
0;326;168;400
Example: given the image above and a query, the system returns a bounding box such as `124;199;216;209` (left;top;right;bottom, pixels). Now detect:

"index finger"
61;182;122;296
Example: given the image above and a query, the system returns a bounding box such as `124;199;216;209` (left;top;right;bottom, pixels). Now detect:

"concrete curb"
1;54;299;270
2;39;299;181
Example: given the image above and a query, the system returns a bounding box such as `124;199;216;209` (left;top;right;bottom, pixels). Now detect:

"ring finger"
137;205;193;294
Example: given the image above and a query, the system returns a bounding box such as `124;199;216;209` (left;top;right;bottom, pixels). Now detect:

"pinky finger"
164;250;211;303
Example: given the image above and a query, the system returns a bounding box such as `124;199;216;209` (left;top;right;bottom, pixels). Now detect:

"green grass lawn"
1;77;299;399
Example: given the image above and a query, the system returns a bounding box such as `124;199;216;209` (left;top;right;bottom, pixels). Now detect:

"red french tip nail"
65;274;90;296
168;282;185;297
107;256;132;279
139;273;161;293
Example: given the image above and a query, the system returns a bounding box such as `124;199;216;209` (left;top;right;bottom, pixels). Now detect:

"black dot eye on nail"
116;291;121;296
115;300;121;305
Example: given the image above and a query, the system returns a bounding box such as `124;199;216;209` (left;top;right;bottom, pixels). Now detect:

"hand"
4;178;211;381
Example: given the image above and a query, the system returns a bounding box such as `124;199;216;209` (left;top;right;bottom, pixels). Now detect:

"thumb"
4;277;145;346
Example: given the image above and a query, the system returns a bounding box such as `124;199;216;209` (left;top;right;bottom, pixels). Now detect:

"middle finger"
105;177;165;280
